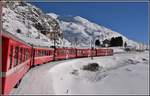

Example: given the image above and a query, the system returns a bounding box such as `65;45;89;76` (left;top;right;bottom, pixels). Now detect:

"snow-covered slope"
49;51;149;95
48;13;143;48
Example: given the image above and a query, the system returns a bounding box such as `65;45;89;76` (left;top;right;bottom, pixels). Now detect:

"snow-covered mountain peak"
49;13;146;48
73;16;89;24
47;13;59;19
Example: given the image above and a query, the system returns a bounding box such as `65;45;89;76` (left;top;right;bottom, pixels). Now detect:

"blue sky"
30;2;148;44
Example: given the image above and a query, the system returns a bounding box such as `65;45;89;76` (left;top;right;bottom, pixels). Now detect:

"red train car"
76;48;91;58
96;48;105;56
108;49;113;55
55;47;76;60
33;47;54;66
91;49;96;57
76;48;84;58
2;32;114;95
96;48;113;56
2;33;32;94
66;48;76;59
55;48;66;60
82;49;91;57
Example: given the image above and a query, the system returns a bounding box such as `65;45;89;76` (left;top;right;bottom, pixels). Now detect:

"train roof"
2;30;32;47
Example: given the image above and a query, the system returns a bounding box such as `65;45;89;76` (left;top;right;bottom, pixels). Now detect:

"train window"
9;46;13;69
35;50;37;57
37;50;39;56
23;48;25;61
39;50;41;56
62;50;65;54
40;50;41;56
26;49;28;60
49;51;50;55
38;50;40;56
14;46;19;66
47;51;49;55
22;48;24;62
22;48;24;61
25;49;27;60
43;50;46;56
24;48;26;61
42;50;44;56
37;50;38;56
38;50;39;56
34;50;36;57
40;50;42;56
49;51;51;55
20;48;23;63
40;50;43;56
47;51;48;55
59;50;61;54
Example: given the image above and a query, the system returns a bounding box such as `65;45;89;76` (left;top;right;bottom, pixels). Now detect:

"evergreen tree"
95;40;101;46
110;37;115;46
110;36;123;47
103;39;110;47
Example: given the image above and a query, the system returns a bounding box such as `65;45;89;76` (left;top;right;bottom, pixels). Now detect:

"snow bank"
49;51;149;95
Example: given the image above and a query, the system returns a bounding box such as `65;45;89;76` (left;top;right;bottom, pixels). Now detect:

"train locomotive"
1;32;113;94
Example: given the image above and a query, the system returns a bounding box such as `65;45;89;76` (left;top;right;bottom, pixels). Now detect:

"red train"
1;32;113;95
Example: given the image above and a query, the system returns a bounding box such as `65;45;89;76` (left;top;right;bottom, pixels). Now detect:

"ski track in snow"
10;51;149;95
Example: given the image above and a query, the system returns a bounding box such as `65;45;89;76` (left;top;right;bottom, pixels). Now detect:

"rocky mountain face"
2;1;67;47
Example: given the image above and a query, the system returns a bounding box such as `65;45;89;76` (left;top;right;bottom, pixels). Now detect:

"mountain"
2;1;147;49
2;1;69;47
48;13;142;48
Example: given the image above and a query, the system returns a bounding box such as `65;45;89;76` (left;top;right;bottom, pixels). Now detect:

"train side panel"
66;48;76;59
55;48;66;60
2;36;32;94
33;48;54;66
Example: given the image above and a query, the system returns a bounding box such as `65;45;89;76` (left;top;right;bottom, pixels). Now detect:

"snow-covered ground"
10;51;149;95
